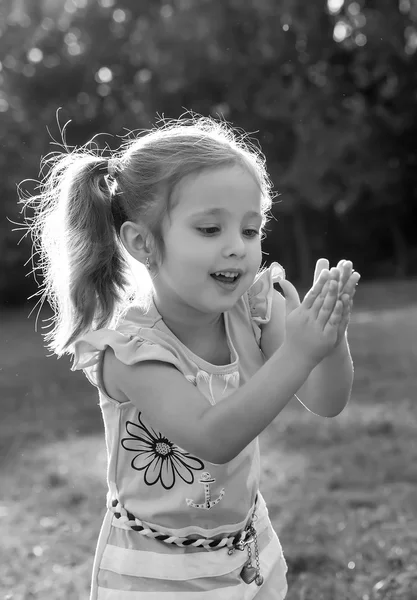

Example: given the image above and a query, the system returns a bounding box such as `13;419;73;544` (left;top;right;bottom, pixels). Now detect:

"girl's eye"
197;227;220;235
197;227;260;237
243;229;260;238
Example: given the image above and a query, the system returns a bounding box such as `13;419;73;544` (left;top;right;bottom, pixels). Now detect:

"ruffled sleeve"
72;328;182;392
247;261;285;326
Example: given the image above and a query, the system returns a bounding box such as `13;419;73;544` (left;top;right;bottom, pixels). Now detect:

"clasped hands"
282;258;361;347
313;259;360;345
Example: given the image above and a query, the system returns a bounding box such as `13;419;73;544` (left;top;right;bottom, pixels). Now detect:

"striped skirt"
90;494;288;599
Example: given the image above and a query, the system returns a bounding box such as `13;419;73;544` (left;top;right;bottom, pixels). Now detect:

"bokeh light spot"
32;545;43;557
98;83;111;96
44;55;61;69
27;48;43;64
405;27;417;54
327;0;344;14
7;9;31;27
355;33;367;47
135;68;152;84
347;2;360;16
68;42;82;56
23;64;36;77
65;0;77;15
41;18;54;31
3;55;17;70
161;4;174;18
211;102;230;117
399;0;411;14
131;99;144;114
113;9;126;23
96;67;113;83
333;21;351;42
354;13;367;27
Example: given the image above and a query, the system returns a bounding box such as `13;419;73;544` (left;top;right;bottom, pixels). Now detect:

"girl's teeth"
214;272;237;278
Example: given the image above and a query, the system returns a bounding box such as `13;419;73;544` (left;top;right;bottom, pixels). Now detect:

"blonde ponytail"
22;153;129;355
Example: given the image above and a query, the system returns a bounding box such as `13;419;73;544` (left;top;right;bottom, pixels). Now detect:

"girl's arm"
105;270;343;465
297;334;353;417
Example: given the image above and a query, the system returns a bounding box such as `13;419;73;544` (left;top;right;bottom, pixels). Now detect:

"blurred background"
1;1;417;599
1;0;417;302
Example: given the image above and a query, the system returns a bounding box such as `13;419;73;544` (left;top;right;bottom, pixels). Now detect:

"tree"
1;0;416;303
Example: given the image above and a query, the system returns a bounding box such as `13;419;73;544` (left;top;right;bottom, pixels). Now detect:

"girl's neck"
152;294;224;347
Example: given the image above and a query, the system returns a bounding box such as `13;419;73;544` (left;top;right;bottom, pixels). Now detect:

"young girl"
24;117;360;599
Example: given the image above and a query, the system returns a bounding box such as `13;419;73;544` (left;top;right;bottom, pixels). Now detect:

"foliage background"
1;0;417;304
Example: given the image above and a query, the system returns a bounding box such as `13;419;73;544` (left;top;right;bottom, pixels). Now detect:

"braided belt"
109;498;264;586
109;498;256;551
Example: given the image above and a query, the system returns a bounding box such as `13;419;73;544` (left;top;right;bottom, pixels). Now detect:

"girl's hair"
21;116;274;356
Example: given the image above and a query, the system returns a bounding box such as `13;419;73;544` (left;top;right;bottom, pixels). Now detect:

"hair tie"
107;157;120;179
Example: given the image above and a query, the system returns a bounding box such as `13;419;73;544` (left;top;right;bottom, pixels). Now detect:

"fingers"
339;293;352;330
313;258;330;283
315;276;339;326
323;298;344;336
302;261;359;340
303;268;330;309
278;279;301;315
341;271;361;298
337;260;352;293
312;267;340;316
312;258;359;297
337;260;361;297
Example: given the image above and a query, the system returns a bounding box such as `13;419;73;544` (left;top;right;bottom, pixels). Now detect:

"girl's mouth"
210;272;241;290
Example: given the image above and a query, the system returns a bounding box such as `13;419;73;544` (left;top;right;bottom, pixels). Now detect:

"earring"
145;257;150;270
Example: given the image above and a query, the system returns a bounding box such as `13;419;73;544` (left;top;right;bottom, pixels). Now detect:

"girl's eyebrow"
191;208;262;219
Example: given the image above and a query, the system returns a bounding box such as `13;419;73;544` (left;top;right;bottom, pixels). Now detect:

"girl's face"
153;164;263;318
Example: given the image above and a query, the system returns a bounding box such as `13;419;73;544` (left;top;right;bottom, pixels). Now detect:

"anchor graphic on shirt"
186;472;225;510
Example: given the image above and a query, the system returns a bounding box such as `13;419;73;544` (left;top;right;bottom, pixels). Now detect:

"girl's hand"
314;258;361;345
334;259;360;343
281;268;345;367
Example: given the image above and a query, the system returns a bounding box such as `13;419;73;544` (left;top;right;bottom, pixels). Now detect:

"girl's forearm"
296;335;353;417
201;344;314;464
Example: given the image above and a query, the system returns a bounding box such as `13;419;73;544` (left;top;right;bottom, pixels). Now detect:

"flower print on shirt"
121;412;205;490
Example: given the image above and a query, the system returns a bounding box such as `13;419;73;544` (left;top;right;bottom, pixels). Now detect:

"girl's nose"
222;234;246;258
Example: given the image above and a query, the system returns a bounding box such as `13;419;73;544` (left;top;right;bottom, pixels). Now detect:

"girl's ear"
120;221;153;266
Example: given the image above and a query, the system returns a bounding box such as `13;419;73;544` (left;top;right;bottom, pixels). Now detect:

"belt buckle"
227;524;255;554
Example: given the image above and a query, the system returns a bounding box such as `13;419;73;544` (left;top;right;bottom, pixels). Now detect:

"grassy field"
1;279;417;600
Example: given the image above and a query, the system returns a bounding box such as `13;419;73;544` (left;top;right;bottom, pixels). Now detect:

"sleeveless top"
72;262;284;540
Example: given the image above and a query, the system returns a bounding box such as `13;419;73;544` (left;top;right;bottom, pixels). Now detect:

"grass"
1;278;417;599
